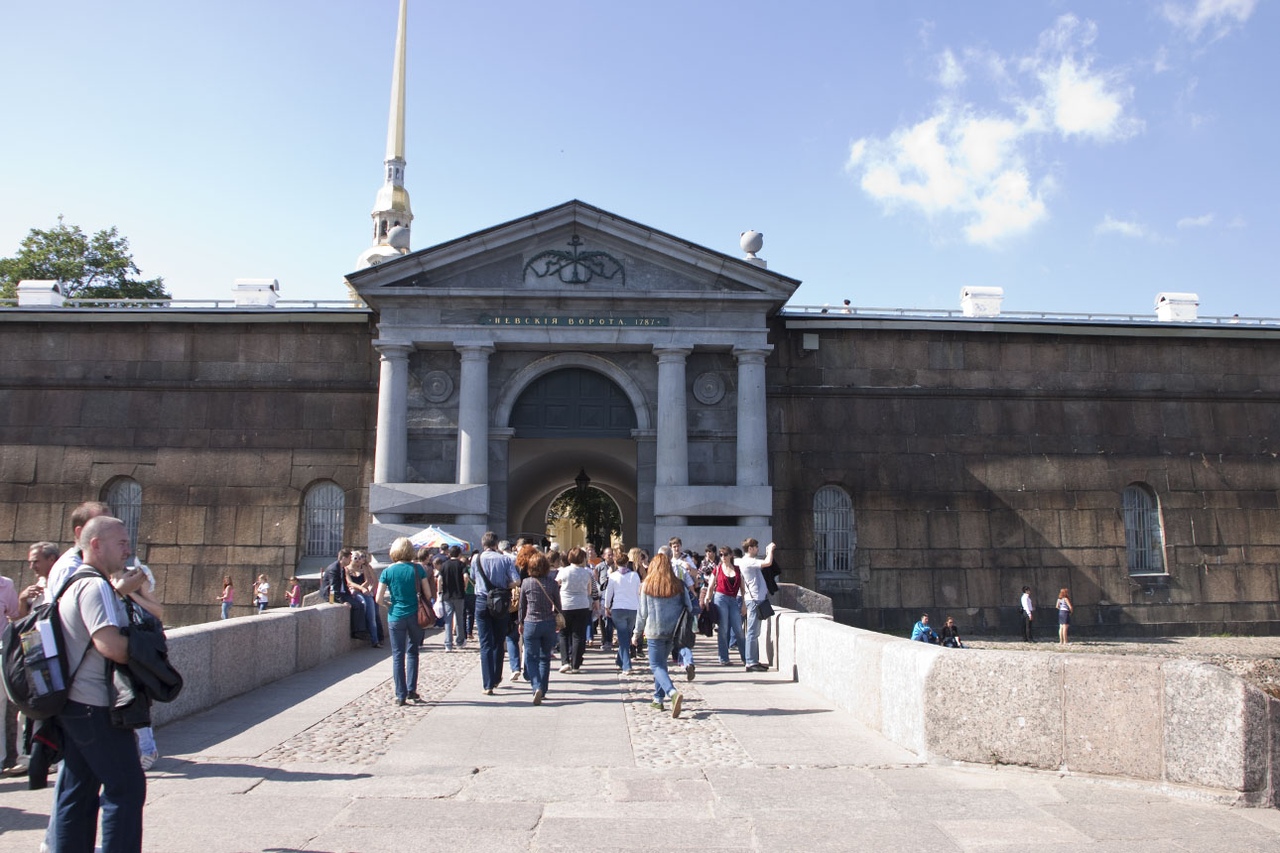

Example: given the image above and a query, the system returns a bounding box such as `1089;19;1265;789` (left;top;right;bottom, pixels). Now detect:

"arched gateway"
350;200;799;556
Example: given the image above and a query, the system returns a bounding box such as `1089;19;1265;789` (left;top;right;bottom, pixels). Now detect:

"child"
255;574;271;613
286;576;302;608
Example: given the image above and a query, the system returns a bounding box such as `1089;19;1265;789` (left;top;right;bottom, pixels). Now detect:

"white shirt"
1021;592;1034;616
735;555;769;604
604;568;642;612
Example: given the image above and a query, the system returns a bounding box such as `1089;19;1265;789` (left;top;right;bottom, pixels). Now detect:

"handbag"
673;590;696;651
533;578;565;631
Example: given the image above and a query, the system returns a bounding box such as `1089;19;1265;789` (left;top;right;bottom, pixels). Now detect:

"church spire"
357;0;414;269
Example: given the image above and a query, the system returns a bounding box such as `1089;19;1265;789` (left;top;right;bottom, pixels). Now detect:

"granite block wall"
770;322;1280;635
0;315;378;626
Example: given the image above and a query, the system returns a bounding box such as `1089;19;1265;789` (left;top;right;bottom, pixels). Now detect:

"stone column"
654;347;692;488
456;344;494;487
373;341;412;524
735;345;772;525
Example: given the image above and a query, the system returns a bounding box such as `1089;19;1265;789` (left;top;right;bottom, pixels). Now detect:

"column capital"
373;339;414;358
653;345;693;362
732;345;773;363
456;343;495;360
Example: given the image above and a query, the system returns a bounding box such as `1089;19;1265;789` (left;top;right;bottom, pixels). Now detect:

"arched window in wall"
813;485;855;573
103;477;142;555
1122;483;1166;575
304;482;345;558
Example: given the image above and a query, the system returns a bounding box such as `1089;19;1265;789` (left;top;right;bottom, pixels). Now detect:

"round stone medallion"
422;370;454;403
693;372;725;405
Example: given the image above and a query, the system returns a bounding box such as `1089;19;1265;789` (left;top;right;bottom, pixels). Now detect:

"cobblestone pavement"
618;665;753;769
259;642;480;765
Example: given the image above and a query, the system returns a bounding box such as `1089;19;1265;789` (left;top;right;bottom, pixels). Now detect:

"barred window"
303;482;345;558
1122;483;1166;575
813;485;855;572
103;477;142;555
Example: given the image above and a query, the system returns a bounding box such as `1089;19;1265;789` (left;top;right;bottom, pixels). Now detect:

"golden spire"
357;0;413;269
386;0;407;164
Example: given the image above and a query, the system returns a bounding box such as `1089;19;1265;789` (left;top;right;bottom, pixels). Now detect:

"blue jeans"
506;620;522;675
441;597;465;649
220;601;231;619
464;594;476;636
56;701;146;853
387;616;423;700
522;619;557;696
610;609;637;671
714;592;744;663
745;599;763;667
353;593;380;644
647;638;677;703
475;609;508;690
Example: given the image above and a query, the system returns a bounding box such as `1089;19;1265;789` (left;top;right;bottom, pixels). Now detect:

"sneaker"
719;660;732;666
139;752;159;771
485;688;494;695
750;663;769;672
620;669;632;675
649;701;664;711
559;665;572;673
571;667;581;674
406;691;421;701
395;697;406;707
511;669;522;682
2;762;29;777
670;691;684;718
533;689;545;705
686;663;696;682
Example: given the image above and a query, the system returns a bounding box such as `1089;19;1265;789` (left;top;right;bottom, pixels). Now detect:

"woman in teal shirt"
376;537;433;706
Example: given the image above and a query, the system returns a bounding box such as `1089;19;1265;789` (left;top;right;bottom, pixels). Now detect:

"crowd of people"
326;532;783;717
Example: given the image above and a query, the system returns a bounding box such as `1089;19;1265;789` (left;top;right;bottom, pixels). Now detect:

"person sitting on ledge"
939;616;966;648
910;613;940;644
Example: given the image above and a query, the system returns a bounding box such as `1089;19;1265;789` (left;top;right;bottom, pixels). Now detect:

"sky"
1;0;1274;318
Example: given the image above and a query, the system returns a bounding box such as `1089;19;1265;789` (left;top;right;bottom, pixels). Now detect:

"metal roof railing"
781;305;1280;327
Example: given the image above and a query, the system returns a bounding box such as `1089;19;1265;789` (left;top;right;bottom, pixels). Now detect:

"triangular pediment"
345;200;800;307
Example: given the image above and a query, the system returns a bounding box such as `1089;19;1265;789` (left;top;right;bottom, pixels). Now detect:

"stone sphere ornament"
740;230;764;257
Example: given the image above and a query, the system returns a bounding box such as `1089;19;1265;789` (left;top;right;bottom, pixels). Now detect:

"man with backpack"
471;532;519;695
53;515;147;852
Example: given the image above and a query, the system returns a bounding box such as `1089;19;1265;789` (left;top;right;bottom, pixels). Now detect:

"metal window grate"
1122;484;1166;574
104;478;142;555
304;482;345;558
813;486;855;572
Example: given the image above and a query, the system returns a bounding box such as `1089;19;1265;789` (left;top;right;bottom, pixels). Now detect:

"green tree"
548;486;622;552
0;216;170;301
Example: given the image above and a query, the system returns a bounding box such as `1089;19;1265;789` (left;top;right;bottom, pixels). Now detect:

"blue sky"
1;0;1273;317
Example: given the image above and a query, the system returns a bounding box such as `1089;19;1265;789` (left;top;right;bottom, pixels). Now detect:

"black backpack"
2;569;101;721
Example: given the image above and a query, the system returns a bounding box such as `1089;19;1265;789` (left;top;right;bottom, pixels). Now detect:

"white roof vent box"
1155;292;1199;322
233;278;280;308
17;279;65;308
960;286;1003;318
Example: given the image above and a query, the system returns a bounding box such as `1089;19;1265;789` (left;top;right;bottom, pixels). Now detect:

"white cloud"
846;14;1135;246
1095;215;1157;240
1227;215;1247;228
1163;0;1257;40
938;49;966;88
1030;16;1140;141
1177;213;1214;228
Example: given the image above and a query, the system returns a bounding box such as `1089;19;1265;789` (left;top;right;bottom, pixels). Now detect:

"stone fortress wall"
769;317;1280;636
0;313;378;625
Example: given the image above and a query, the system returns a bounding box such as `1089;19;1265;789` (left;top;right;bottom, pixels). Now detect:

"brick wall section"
0;314;377;626
769;321;1280;636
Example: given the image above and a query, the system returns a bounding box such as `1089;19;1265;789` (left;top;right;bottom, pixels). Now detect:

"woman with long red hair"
635;551;694;718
